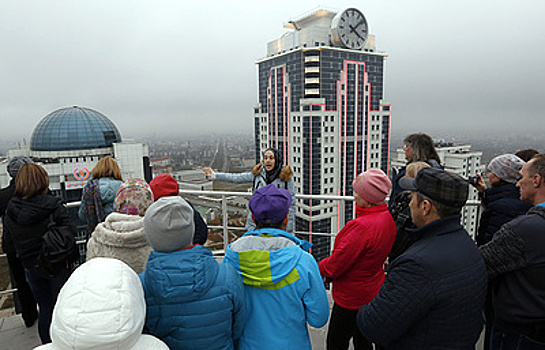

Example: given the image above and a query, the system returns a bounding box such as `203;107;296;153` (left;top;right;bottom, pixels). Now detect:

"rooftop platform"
0;191;485;349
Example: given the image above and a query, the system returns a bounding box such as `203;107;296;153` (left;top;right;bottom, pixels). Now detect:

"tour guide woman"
203;147;295;232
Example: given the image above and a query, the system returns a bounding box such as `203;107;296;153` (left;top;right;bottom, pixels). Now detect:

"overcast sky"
1;0;544;143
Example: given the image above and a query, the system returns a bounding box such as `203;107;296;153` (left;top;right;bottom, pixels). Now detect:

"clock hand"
349;25;366;41
352;20;365;30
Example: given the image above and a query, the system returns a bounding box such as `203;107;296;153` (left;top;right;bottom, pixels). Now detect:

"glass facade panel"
30;106;122;151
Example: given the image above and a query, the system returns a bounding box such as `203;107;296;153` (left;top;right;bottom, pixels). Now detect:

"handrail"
0;190;482;298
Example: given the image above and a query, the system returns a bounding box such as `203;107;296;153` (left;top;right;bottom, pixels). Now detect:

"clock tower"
253;8;391;260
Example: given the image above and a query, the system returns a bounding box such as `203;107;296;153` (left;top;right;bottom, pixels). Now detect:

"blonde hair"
406;162;430;178
15;163;49;199
92;157;122;181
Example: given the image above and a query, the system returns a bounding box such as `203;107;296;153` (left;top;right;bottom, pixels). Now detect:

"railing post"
338;198;346;229
222;194;229;252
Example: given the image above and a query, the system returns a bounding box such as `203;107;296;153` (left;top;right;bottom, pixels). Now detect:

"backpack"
37;214;80;276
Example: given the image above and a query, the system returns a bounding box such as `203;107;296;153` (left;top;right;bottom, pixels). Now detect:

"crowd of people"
0;138;544;350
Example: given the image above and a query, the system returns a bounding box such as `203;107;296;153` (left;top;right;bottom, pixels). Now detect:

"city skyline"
1;0;544;142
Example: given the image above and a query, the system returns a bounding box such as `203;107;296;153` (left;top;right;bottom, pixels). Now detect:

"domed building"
30;106;122;152
2;106;151;202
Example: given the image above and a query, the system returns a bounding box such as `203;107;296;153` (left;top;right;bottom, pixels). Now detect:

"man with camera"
480;153;545;348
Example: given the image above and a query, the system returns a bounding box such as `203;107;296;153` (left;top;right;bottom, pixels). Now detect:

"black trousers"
327;303;373;350
6;252;38;325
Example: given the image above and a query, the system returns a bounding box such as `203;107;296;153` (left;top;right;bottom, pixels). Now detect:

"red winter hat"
352;169;391;204
149;174;179;201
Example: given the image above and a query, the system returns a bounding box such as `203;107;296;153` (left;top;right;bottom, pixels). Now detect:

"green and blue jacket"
224;228;329;350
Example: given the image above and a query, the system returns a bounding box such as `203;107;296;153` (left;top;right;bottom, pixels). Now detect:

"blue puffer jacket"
476;183;531;246
78;177;123;222
357;215;487;349
215;167;295;232
223;228;329;350
140;245;245;350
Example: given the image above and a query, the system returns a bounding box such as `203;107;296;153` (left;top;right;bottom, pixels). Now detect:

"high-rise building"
391;141;484;237
253;8;391;259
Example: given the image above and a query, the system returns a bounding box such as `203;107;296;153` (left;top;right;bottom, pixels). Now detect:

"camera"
467;175;479;186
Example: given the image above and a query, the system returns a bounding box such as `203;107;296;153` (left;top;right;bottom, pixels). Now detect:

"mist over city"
1;0;544;144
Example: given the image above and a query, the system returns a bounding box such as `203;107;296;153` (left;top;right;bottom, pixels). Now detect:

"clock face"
332;8;368;50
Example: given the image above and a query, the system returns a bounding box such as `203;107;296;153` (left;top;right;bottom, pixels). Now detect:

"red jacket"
319;203;396;309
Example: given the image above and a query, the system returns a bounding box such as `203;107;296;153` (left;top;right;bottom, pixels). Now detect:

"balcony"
0;190;484;349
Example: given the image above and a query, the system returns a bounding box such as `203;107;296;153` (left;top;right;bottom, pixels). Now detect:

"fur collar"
252;163;293;182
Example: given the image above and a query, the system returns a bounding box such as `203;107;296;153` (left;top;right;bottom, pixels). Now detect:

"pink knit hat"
352;169;391;204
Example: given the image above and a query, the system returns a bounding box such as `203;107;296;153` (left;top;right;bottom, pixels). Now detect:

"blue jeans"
490;324;545;350
25;266;71;344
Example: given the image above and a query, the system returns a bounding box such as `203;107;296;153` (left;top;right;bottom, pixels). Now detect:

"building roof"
30;106;122;151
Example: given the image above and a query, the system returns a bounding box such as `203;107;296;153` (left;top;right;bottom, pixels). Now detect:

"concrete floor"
0;314;41;350
0;309;483;350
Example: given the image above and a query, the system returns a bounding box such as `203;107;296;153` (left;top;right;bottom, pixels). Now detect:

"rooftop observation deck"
0;190;484;349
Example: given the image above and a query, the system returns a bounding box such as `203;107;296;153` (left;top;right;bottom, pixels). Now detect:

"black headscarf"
263;148;283;184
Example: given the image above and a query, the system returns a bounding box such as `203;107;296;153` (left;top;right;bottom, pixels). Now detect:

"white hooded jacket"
34;258;168;350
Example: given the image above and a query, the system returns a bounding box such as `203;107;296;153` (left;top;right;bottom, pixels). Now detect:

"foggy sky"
1;0;544;144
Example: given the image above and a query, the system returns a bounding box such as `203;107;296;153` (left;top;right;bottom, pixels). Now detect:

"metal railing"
0;190;482;298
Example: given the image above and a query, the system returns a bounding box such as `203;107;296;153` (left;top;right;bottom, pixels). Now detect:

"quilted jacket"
141;245;245;350
357;215;487;349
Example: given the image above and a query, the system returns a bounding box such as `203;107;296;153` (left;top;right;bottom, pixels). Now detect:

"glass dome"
30;106;122;151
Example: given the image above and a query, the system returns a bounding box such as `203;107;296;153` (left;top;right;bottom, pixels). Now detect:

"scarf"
264;148;283;185
82;178;104;231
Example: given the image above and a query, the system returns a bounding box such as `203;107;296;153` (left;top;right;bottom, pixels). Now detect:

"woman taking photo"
471;153;532;350
203;147;295;232
78;156;123;231
390;133;442;206
4;163;76;344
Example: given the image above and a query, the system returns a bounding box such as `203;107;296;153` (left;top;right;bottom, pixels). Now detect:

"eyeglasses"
403;144;411;150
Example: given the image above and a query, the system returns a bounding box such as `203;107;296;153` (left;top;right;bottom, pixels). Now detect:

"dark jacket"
0;180;17;253
476;184;531;246
4;194;74;268
357;215;487;349
480;206;545;327
389;159;442;210
387;191;416;262
186;200;208;245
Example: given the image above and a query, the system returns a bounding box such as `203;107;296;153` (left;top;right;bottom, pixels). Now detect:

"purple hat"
249;184;292;225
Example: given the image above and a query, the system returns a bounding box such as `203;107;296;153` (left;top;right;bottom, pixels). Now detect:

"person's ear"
533;173;543;188
421;199;433;216
280;215;289;230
